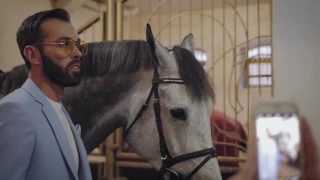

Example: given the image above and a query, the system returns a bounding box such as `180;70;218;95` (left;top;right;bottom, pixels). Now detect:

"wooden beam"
53;0;85;13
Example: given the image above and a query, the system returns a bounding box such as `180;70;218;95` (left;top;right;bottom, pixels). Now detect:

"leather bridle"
124;65;217;180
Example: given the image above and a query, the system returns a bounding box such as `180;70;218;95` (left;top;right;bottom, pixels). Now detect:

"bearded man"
0;8;92;180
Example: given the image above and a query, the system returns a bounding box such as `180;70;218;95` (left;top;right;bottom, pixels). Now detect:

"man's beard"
41;53;82;87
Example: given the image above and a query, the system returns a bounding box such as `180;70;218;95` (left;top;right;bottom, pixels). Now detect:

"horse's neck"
62;73;140;153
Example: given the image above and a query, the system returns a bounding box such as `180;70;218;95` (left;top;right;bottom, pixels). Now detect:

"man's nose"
71;46;82;59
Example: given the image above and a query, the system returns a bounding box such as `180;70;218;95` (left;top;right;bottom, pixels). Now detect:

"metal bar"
129;0;132;38
159;0;161;41
270;0;274;97
139;0;142;38
92;23;95;42
258;0;261;95
246;0;251;140
201;0;203;52
234;0;238;138
248;75;272;78
106;1;116;178
223;0;226;157
189;0;191;33
179;0;181;42
169;0;171;46
247;58;272;63
211;0;214;85
114;1;124;178
107;0;115;41
101;11;106;41
116;0;123;41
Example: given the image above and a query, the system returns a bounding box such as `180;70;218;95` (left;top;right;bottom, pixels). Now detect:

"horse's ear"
146;23;156;53
181;33;196;56
145;24;175;69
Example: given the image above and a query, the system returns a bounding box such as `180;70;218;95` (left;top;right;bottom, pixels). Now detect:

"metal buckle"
165;168;180;180
161;155;167;160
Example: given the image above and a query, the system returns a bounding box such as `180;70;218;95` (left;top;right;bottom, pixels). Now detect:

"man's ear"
23;45;41;66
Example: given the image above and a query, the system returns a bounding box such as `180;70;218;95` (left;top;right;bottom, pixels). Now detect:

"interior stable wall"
273;0;320;158
0;0;98;72
121;3;272;129
0;0;52;71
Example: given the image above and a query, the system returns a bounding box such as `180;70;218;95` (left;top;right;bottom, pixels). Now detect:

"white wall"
0;0;52;71
273;0;320;157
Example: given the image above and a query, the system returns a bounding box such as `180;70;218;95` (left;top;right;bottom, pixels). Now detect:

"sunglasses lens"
56;41;88;57
56;46;67;57
78;41;88;56
65;41;76;56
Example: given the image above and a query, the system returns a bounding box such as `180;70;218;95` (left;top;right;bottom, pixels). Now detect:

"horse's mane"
82;40;215;102
0;65;28;97
81;40;155;76
0;40;214;102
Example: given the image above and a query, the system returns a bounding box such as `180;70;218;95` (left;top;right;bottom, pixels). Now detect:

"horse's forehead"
162;85;212;113
162;86;189;105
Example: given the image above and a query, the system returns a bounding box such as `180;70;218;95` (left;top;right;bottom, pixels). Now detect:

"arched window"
239;36;273;88
246;45;272;87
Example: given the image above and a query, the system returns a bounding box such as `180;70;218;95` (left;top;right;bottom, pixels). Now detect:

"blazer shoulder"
0;89;40;125
0;88;38;106
0;100;35;128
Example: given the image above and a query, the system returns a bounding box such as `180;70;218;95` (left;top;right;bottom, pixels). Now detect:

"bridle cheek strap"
185;154;215;179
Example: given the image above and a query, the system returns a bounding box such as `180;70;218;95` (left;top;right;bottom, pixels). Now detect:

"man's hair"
16;8;71;69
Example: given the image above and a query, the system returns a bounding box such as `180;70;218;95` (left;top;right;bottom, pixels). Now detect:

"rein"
124;65;217;180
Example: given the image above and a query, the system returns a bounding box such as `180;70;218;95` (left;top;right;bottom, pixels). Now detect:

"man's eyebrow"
54;37;80;42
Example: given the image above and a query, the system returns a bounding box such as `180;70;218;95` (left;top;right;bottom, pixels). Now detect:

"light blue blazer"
0;79;92;180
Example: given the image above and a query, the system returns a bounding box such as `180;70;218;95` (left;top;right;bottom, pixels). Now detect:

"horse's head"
125;24;221;180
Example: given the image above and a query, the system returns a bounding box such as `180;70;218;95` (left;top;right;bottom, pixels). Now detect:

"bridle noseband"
124;66;217;180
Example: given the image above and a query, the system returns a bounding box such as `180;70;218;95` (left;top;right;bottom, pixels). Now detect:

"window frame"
242;43;273;88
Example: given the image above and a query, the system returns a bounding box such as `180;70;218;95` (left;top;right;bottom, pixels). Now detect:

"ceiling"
89;0;270;15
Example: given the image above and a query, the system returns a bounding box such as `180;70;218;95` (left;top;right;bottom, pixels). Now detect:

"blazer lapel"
62;107;92;180
21;79;79;180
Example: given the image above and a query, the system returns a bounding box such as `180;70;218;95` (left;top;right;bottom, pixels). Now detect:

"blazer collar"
21;78;48;105
62;107;92;180
21;79;79;180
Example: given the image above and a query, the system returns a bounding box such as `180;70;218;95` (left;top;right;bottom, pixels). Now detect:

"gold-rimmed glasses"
33;40;88;58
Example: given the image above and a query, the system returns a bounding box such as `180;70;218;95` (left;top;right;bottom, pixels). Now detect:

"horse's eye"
170;108;187;121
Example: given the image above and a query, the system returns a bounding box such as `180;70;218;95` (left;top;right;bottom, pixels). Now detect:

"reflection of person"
282;116;300;163
286;142;301;169
0;9;91;180
228;116;320;180
267;126;287;164
256;116;282;180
